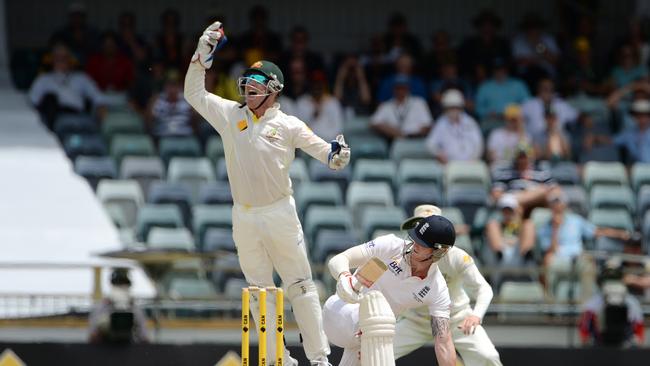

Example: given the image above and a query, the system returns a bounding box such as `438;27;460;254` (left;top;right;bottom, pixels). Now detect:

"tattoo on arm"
431;316;450;339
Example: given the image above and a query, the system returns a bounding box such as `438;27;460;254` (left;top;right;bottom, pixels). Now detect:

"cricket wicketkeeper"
184;21;351;366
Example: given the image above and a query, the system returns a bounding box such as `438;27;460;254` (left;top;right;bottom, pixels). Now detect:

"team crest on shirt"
264;127;281;142
237;119;248;131
417;286;431;298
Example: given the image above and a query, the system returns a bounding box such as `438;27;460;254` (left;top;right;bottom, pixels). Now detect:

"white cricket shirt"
357;234;451;319
406;247;494;323
185;63;331;207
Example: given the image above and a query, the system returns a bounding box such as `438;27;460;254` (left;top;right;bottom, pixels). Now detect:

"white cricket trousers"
394;309;502;366
232;195;330;362
232;196;312;287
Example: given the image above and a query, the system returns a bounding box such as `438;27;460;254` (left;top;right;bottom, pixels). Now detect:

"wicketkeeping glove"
336;272;361;304
191;21;227;69
328;134;351;170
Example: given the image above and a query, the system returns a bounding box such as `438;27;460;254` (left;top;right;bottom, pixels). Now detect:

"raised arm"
184;21;237;134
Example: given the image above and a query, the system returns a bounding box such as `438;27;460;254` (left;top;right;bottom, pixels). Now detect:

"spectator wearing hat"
458;9;511;84
475;58;530;121
533;106;572;163
522;77;578;138
370;74;433;140
377;54;428;103
614;99;650;163
296;71;344;141
538;190;630;267
487;104;531;164
149;70;194;138
425;89;483;163
88;268;149;344
512;13;560;84
484;194;535;287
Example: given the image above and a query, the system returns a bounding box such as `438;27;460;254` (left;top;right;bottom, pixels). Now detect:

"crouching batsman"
323;215;457;366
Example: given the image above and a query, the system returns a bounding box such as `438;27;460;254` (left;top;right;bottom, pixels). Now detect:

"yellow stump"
241;288;250;366
259;288;267;366
275;288;284;366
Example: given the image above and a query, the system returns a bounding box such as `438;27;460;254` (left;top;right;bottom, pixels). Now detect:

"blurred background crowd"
9;1;650;347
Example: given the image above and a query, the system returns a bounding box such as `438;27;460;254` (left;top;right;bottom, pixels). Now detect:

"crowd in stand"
22;4;650;325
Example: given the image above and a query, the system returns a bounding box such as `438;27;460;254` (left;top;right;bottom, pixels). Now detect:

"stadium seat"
147;182;193;227
499;281;545;303
444;161;491;189
360;206;406;241
397;183;443;215
346;181;394;225
212;252;244;292
553;280;582;303
53;114;97;137
304;205;354;247
583;161;628;191
550;162;580;186
446;184;488;225
290;157;310;188
147;227;195;251
312;230;358;263
167;157;216;203
198;182;233;205
63;134;107;161
159;136;202;166
396;159;443;188
631;163;650;192
352;159;396;188
589;208;633;230
562;185;589;217
205;136;225;165
197;120;218;145
224;278;250;299
346;135;389;161
192;204;233;246
215;157;229;181
202;227;236;252
343;115;371;137
74;156;117;190
389;138;431;162
96;179;144;229
135;204;184;242
637;186;650;218
642;211;650;253
295;181;343;219
589;186;634;213
579;144;621;163
119;156;165;199
101;112;144;140
308;159;351;194
110;134;156;165
168;277;218;300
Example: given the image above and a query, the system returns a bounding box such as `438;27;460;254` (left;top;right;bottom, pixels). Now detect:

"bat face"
355;257;388;290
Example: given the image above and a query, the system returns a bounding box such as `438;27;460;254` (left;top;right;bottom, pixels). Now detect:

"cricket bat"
353;257;388;291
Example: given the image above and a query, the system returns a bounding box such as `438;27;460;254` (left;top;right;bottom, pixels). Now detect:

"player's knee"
286;279;317;300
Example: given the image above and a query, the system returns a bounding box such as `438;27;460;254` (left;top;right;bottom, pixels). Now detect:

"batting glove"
191;21;227;69
328;134;351;170
336;272;361;304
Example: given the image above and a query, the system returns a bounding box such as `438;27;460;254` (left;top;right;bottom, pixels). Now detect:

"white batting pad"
359;290;396;366
286;279;331;360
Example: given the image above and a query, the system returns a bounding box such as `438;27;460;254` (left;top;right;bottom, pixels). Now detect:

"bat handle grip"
353;274;373;291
